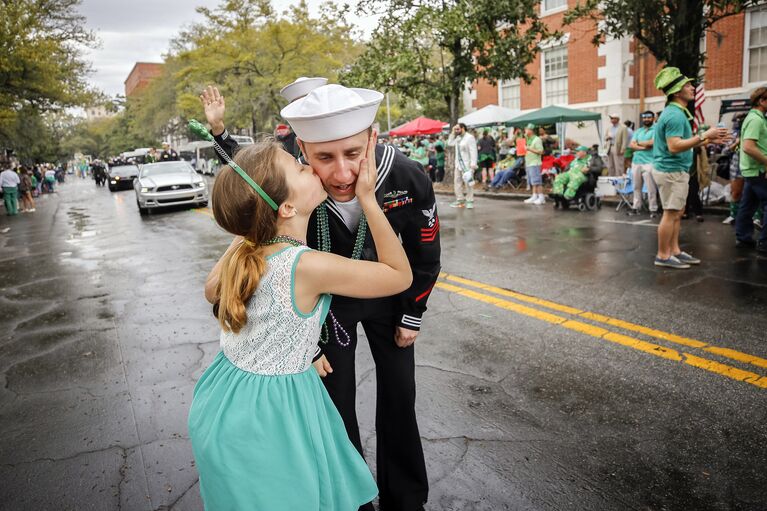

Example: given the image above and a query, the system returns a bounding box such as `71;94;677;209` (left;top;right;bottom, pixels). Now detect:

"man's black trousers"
321;297;428;511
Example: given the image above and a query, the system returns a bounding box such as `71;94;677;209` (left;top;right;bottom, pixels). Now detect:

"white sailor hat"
281;84;384;143
279;77;328;103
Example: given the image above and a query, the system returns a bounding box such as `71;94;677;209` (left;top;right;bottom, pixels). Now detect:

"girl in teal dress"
188;132;412;510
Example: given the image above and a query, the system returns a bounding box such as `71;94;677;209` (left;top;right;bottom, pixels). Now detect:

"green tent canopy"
507;105;604;152
506;105;601;127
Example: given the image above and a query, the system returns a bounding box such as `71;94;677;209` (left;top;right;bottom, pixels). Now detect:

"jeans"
735;174;767;244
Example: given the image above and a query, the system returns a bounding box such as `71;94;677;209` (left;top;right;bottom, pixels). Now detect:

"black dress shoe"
736;238;757;249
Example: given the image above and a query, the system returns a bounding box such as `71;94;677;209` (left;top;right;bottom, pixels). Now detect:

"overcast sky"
77;0;377;97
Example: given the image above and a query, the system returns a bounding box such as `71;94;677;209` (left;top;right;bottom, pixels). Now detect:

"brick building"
466;3;767;145
124;62;164;98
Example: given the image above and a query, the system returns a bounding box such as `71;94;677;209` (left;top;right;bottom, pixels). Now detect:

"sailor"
202;82;440;511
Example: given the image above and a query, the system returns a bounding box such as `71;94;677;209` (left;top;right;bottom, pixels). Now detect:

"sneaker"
675;251;701;265
523;195;537;204
533;196;546;205
654;256;691;269
755;218;764;230
465;201;474;209
736;238;756;249
628;208;639;216
29;208;35;212
696;215;704;223
449;200;465;208
722;216;734;225
650;212;658;220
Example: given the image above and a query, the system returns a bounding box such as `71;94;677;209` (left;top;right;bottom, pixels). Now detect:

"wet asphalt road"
0;176;766;511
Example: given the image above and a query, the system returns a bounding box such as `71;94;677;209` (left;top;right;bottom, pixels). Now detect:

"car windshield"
141;162;194;177
110;165;138;175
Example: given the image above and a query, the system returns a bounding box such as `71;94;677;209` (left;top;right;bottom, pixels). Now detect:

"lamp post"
386;92;391;133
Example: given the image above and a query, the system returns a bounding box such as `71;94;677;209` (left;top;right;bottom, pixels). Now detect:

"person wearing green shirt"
551;145;591;201
651;67;729;269
523;124;545;205
629;111;659;217
433;137;445;182
735;86;767;253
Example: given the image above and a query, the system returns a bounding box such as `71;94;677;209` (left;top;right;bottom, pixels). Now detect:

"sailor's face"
299;130;370;202
278;150;326;214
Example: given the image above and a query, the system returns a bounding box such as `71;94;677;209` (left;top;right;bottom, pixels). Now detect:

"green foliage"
344;0;555;124
564;0;766;80
0;0;97;155
170;0;360;133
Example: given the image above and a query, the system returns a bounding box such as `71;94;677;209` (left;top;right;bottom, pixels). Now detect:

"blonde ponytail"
216;242;269;333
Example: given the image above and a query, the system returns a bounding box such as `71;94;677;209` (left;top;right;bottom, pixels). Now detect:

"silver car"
134;161;209;215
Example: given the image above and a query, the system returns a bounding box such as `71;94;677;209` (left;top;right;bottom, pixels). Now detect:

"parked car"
108;164;139;191
134;161;208;215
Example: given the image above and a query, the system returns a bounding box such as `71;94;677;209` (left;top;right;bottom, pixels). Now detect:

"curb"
433;187;729;216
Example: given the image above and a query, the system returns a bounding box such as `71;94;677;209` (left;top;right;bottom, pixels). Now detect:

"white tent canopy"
458;104;520;128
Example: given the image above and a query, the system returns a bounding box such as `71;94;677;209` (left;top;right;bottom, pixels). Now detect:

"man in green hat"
650;66;729;269
551;145;591;202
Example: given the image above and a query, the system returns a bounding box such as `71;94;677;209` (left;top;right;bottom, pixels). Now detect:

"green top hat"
525;123;536;130
575;145;589;152
654;67;693;96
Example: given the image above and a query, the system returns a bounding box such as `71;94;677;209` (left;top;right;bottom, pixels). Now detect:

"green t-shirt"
653;103;693;173
631;126;655;165
739;109;767;178
525;136;543;166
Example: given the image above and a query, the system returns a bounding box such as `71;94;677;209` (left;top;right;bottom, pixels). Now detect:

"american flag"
693;83;706;130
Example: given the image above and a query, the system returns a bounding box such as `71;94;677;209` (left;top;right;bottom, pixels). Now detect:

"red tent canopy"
389;116;447;136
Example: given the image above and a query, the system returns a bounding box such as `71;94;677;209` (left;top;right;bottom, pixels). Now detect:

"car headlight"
141;187;149;193
114;176;120;180
195;181;206;188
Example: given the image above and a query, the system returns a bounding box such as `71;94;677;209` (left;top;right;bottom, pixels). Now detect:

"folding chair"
611;174;634;212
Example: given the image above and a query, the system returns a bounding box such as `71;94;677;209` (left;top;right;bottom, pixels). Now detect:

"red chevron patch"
420;216;439;243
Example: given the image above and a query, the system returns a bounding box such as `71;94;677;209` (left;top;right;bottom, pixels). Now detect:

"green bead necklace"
262;235;306;247
316;201;368;346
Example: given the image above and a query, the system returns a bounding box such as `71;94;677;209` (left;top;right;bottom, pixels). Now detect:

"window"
499;79;520;110
542;0;567;13
749;8;767;83
543;46;568;106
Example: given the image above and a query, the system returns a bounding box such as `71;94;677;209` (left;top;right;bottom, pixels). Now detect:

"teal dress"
188;246;378;510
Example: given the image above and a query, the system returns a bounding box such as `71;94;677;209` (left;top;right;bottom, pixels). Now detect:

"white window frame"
744;6;767;86
541;45;569;107
498;78;521;110
541;0;568;17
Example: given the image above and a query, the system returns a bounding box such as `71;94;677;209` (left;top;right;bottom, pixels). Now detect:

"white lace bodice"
221;246;330;375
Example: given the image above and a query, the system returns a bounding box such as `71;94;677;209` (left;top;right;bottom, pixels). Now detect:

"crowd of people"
0;163;64;216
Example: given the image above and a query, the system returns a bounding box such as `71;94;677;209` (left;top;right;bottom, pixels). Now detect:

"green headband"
188;120;278;211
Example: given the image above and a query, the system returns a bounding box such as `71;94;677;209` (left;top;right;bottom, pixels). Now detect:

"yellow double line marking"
192;207;766;389
437;273;767;389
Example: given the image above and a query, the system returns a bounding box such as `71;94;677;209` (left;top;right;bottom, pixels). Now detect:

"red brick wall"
567;17;600;104
469;0;601;110
706;13;745;89
473;79;498;109
125;63;164;97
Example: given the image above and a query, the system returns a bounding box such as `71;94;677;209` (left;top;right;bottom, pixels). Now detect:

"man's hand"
395;326;419;348
312;355;333;377
199;85;226;136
